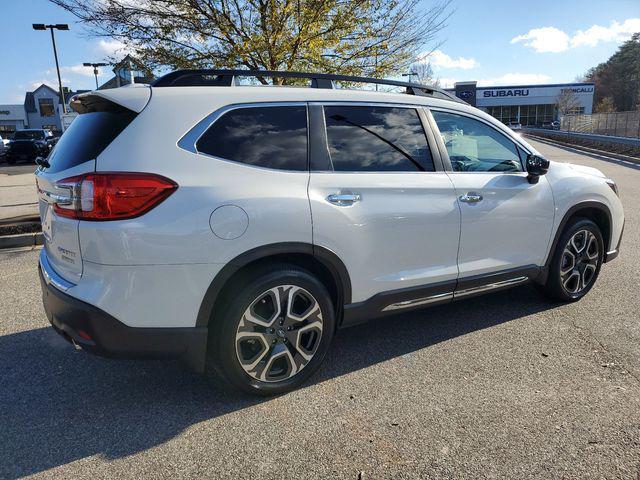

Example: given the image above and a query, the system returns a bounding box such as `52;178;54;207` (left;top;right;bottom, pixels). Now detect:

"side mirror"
526;154;550;184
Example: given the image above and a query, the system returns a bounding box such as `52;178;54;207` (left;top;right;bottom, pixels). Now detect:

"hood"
565;163;606;179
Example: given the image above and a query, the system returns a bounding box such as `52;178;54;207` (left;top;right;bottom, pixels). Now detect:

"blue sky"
0;0;638;103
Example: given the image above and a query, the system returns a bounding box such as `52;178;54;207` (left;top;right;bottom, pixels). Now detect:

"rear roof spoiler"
70;84;151;114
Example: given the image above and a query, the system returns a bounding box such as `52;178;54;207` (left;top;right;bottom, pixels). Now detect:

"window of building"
323;106;433;172
486;104;558;127
432;111;523;173
0;125;16;135
564;107;585;115
38;98;55;117
196;106;308;171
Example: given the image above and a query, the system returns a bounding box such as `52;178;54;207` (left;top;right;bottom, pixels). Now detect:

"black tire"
208;264;336;396
538;217;604;302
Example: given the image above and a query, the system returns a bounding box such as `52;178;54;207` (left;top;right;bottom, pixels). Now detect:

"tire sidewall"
213;267;335;395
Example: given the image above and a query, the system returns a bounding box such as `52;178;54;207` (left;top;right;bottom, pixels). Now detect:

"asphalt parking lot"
0;139;639;479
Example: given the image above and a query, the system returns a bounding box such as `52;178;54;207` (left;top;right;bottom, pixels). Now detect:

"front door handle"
459;192;483;203
327;193;361;206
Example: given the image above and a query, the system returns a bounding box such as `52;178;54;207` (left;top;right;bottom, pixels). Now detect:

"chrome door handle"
327;193;361;206
459;192;483;203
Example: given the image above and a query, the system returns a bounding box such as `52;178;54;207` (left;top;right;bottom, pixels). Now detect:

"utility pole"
33;23;69;113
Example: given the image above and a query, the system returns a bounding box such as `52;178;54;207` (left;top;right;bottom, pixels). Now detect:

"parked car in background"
551;120;561;130
36;70;624;395
0;135;7;157
5;129;55;164
508;122;522;131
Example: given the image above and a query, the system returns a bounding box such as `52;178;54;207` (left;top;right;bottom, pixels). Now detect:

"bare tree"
408;61;440;87
595;96;616;113
49;0;453;83
556;89;582;117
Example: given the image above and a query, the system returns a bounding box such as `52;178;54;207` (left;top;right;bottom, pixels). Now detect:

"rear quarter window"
46;110;136;174
196;105;308;171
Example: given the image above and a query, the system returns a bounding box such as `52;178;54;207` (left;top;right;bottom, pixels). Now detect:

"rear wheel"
209;265;335;395
538;218;604;302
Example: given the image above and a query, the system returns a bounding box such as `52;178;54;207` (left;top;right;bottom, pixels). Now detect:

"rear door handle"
459;192;483;203
327;193;361;206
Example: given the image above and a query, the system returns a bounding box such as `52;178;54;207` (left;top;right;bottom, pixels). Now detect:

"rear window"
46;110;136;174
196;106;308;171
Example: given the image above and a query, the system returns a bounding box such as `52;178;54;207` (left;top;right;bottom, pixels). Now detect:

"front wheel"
538;218;604;302
209;265;335;395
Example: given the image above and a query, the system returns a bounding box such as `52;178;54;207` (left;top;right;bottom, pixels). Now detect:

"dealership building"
446;81;595;126
0;56;152;137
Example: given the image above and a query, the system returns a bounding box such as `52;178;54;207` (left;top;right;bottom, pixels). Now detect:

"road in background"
0;140;639;479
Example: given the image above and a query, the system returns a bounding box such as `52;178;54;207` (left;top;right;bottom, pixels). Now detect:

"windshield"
14;131;45;140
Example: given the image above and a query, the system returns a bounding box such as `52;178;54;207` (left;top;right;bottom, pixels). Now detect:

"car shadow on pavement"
0;284;557;478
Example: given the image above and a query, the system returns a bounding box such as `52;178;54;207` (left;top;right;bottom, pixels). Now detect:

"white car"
36;70;624;395
508;122;523;131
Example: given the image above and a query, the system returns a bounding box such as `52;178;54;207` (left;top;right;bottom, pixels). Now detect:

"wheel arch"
542;201;612;277
196;242;352;328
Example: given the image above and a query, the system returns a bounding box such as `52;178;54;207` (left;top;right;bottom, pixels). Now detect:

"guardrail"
523;128;640;148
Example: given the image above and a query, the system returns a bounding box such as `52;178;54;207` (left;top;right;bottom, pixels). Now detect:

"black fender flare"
195;242;351;327
539;201;613;282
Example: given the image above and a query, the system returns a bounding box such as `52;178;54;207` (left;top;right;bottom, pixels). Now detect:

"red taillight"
53;173;178;221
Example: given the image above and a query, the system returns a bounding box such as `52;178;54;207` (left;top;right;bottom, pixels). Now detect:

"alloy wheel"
235;285;324;382
560;229;600;295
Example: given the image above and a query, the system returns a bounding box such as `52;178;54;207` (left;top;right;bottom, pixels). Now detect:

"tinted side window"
432;111;523;172
197;106;308;171
323;106;434;172
47;110;136;174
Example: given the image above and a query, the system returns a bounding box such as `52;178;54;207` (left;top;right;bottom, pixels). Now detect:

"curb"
0;214;40;226
0;232;44;249
524;134;640;164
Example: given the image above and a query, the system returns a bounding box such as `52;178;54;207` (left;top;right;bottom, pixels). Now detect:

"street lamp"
83;62;109;89
402;71;418;83
33;23;69;113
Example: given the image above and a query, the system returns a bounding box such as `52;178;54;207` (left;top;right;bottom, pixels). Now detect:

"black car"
5;129;56;164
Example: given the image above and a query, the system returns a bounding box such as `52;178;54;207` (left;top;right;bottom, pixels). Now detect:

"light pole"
33;23;69;114
402;71;418;83
83;62;108;89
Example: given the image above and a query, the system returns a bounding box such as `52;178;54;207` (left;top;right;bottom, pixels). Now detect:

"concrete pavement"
0;164;38;222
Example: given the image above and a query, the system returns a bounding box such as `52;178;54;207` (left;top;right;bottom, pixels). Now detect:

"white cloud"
437;77;458;88
512;18;640;53
29;78;71;91
96;39;132;57
477;73;552;86
419;50;478;70
571;18;640;48
62;64;111;77
511;27;570;53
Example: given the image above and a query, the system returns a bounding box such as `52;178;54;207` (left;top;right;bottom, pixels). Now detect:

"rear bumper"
38;259;208;372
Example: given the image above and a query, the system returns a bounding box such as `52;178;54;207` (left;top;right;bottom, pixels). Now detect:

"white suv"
37;70;624;395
